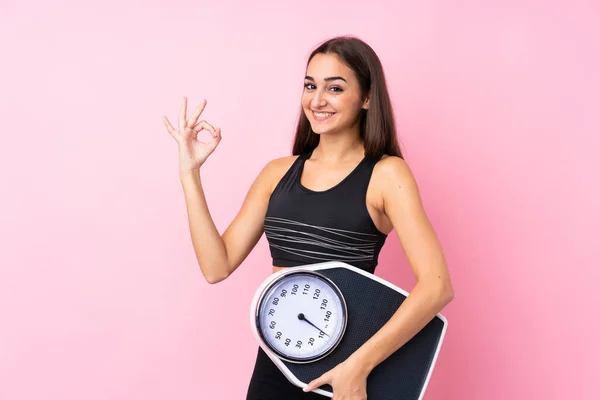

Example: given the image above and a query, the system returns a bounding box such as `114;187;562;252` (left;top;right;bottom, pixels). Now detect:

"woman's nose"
311;90;327;108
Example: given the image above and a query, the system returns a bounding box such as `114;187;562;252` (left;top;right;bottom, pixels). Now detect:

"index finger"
188;99;207;127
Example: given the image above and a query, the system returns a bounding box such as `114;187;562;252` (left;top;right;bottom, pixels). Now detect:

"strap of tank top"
289;151;312;179
354;154;382;192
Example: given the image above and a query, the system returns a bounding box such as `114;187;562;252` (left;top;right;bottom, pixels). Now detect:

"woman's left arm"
304;157;454;398
348;156;454;370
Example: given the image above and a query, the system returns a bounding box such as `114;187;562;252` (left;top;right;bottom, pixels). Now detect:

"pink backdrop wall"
1;1;598;399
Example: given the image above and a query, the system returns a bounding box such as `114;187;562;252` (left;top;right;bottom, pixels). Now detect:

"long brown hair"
291;35;403;159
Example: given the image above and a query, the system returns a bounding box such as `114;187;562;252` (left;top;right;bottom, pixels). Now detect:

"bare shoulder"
266;155;299;170
370;155;420;208
260;155;300;194
374;155;415;182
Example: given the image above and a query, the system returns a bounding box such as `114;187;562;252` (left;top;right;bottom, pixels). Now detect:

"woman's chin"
310;125;335;135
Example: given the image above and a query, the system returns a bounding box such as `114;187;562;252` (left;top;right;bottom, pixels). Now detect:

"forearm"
348;280;454;373
180;170;230;283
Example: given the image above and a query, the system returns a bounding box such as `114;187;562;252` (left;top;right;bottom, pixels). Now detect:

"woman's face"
302;53;368;136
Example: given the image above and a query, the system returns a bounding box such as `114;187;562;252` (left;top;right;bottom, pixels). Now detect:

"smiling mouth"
311;110;336;121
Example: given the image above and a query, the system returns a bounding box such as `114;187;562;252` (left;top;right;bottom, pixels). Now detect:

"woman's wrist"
179;168;200;182
346;349;376;375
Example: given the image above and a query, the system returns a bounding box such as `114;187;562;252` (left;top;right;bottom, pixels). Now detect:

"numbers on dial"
302;284;310;295
259;272;346;361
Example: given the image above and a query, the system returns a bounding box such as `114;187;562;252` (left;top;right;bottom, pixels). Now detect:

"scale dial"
256;270;347;363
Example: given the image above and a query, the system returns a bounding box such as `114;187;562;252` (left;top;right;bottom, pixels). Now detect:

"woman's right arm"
164;97;284;284
179;160;275;284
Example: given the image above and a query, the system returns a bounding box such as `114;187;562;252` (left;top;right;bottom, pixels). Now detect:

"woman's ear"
362;94;370;110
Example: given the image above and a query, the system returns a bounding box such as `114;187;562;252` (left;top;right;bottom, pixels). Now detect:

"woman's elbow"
205;272;229;284
439;280;455;305
423;277;454;306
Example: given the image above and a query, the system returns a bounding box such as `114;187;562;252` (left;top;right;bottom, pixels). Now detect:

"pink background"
1;1;598;399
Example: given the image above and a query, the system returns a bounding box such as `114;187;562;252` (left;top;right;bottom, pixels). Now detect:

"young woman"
163;36;454;400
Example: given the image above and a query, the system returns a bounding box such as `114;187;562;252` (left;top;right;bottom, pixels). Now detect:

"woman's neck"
311;134;364;164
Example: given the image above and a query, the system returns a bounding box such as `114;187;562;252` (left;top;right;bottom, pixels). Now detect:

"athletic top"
264;149;388;274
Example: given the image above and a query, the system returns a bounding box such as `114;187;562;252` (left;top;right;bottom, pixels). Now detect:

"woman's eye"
303;83;342;92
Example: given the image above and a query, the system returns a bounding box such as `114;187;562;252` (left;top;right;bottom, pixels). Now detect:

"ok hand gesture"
163;97;222;173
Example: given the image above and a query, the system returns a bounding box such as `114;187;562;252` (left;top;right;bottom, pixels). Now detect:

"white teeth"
314;112;334;118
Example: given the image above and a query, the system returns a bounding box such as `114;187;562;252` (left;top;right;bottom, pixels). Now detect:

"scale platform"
249;261;448;399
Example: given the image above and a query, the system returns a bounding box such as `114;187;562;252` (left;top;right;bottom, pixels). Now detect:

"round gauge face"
256;270;347;363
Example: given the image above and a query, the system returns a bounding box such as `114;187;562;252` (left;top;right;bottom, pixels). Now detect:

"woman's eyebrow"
304;75;348;83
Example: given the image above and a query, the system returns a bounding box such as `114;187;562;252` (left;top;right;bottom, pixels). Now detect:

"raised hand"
163;97;222;173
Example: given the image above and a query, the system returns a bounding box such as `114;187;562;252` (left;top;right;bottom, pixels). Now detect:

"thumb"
303;373;329;392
